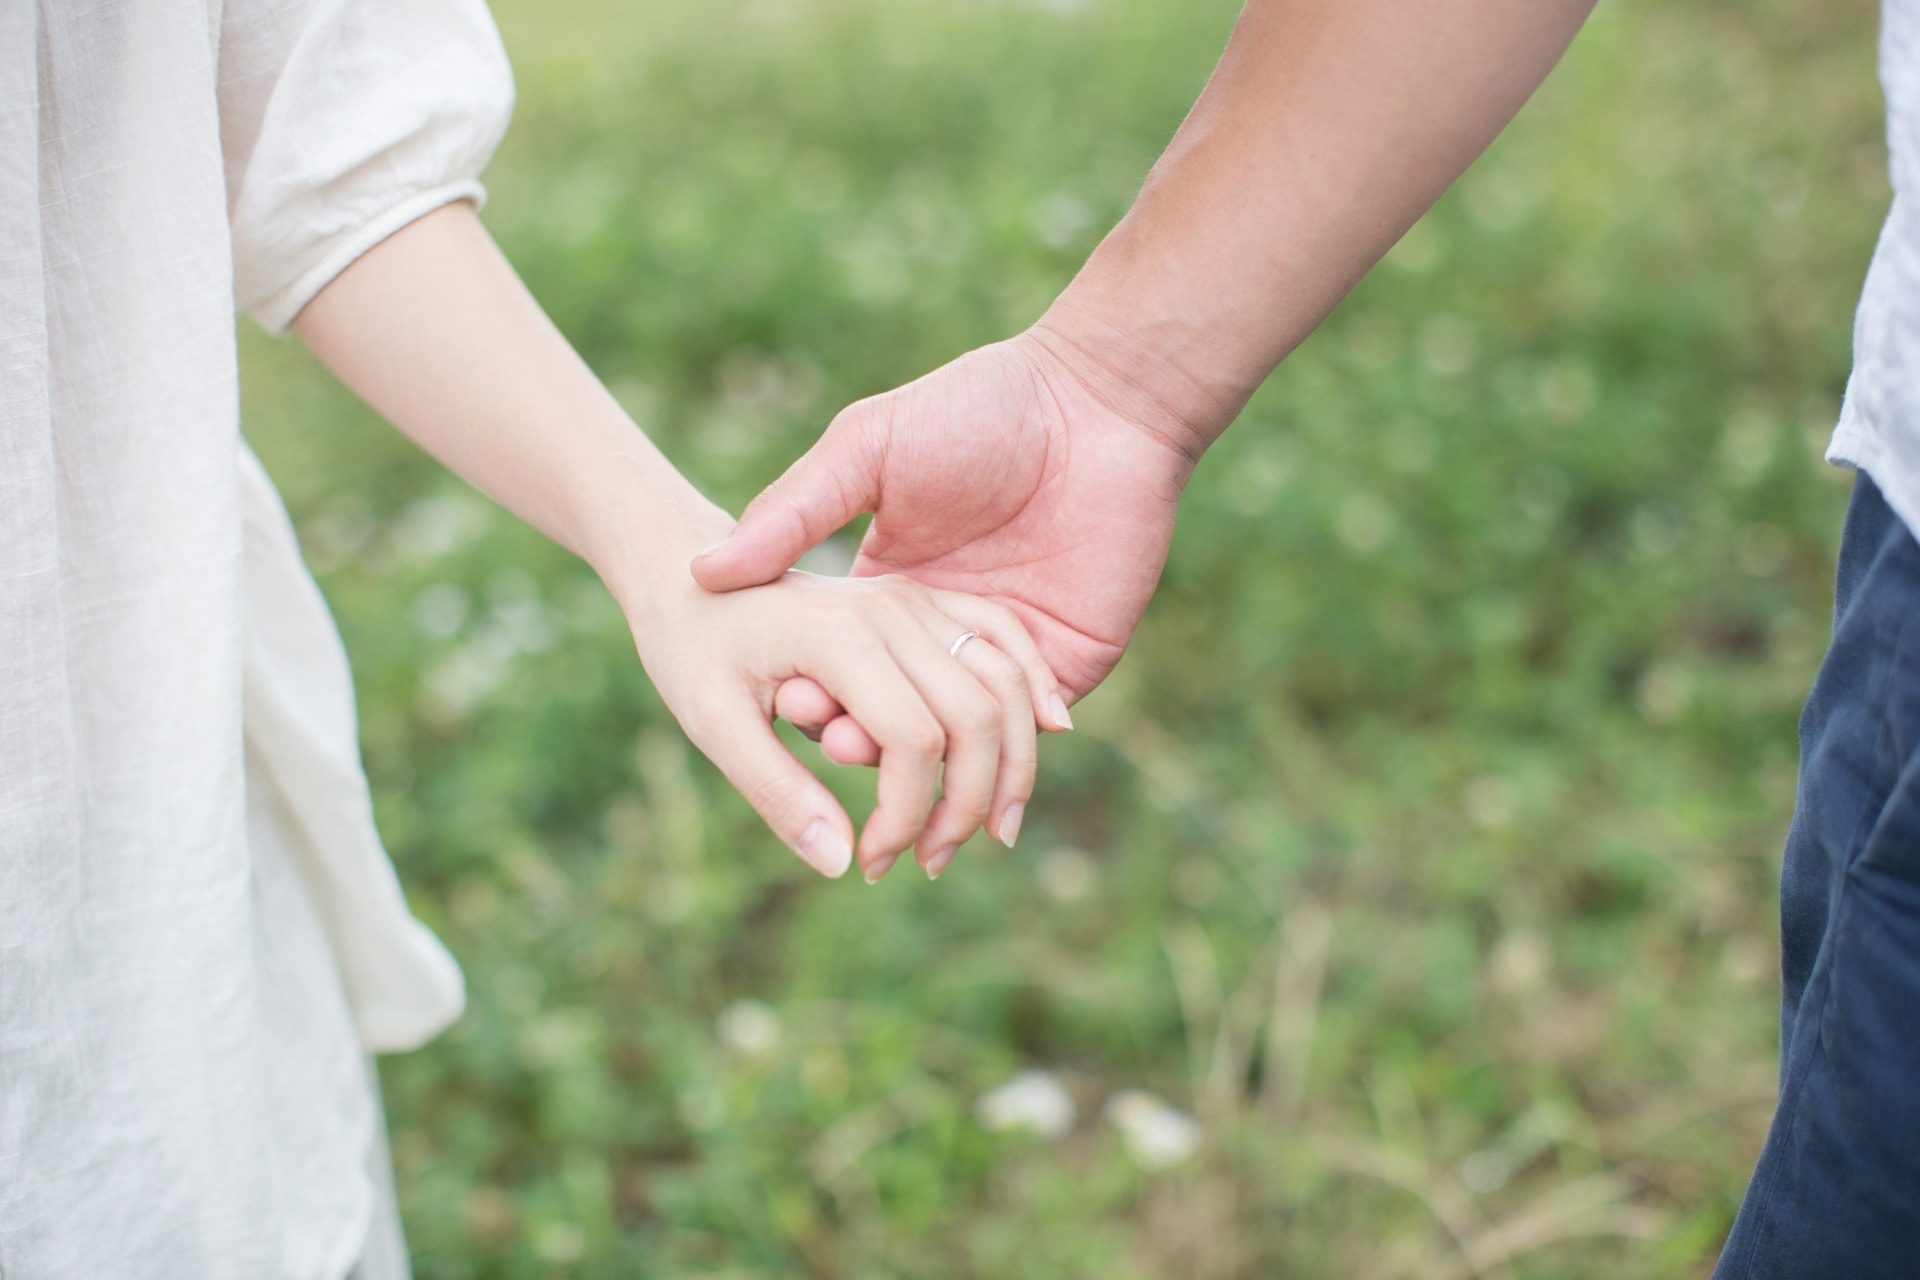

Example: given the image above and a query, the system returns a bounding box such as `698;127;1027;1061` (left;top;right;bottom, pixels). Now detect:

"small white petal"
974;1070;1076;1140
1105;1090;1202;1169
717;999;782;1056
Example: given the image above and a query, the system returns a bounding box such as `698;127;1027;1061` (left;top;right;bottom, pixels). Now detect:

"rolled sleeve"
218;0;515;332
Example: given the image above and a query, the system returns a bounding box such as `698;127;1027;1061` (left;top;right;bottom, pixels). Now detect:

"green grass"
239;0;1889;1274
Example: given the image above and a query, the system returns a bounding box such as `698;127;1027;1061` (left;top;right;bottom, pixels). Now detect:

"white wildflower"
1104;1090;1202;1170
717;999;782;1057
974;1070;1075;1140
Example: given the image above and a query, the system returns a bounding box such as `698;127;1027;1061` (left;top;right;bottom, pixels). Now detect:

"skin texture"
291;204;1067;880
693;0;1599;761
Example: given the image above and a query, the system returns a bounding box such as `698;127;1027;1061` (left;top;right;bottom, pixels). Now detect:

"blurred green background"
239;0;1889;1275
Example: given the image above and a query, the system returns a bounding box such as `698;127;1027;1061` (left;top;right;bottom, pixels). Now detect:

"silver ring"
947;630;979;658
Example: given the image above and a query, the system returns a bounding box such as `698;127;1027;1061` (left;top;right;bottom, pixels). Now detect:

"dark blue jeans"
1714;475;1920;1277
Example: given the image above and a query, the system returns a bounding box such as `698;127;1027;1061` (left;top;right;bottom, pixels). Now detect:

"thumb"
691;411;880;592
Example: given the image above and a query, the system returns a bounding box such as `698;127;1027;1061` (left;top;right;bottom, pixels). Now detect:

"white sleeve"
218;0;515;332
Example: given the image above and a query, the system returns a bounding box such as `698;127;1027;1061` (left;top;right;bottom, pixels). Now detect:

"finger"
819;714;881;767
943;636;1037;869
681;690;854;879
772;676;844;741
802;632;946;878
928;589;1075;732
773;678;882;766
691;406;883;592
879;616;1004;882
809;591;1072;759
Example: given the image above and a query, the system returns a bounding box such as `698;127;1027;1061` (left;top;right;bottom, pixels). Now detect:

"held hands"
611;319;1202;884
617;530;1064;882
689;325;1199;764
294;205;1207;885
294;206;1074;885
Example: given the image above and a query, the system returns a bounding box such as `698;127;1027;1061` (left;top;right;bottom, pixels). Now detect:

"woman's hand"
618;541;1057;882
288;204;1058;881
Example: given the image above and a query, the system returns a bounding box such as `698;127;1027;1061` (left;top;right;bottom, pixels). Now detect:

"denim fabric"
1714;474;1920;1277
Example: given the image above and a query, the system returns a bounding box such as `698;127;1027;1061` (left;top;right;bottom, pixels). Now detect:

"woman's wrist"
573;447;736;636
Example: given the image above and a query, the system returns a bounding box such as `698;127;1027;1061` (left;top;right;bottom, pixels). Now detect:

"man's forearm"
1033;0;1595;455
289;203;730;622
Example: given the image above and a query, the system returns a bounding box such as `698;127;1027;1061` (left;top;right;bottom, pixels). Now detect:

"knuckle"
827;396;879;435
947;798;989;829
983;600;1024;635
897;720;946;760
833;392;898;444
979;648;1026;695
958;693;1000;736
984;602;1034;650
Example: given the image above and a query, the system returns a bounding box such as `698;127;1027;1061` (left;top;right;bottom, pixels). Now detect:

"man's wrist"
1031;244;1263;462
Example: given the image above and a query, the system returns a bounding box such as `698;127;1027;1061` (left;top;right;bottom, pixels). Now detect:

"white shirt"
1833;0;1920;524
1;2;511;1277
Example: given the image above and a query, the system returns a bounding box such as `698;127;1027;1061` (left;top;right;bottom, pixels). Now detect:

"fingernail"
795;819;852;879
1047;692;1074;731
863;850;901;884
925;845;958;880
997;802;1025;849
693;535;731;560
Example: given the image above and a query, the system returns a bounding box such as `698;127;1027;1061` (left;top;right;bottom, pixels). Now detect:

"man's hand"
694;0;1594;762
691;328;1197;759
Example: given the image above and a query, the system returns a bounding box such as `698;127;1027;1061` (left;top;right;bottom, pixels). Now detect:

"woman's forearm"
287;201;1062;877
1033;0;1595;455
289;202;724;625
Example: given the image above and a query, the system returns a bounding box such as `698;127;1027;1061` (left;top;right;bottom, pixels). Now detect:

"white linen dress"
1;1;513;1276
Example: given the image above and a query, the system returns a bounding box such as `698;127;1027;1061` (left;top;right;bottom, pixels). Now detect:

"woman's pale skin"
291;205;1070;884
